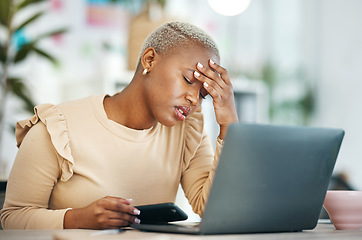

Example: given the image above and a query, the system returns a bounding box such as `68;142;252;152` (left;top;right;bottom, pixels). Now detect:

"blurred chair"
0;181;6;230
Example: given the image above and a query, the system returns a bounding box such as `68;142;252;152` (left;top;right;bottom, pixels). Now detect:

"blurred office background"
0;0;361;219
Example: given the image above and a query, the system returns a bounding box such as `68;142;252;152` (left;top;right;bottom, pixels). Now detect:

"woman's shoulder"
15;104;74;181
56;95;102;115
14;95;105;181
16;95;102;143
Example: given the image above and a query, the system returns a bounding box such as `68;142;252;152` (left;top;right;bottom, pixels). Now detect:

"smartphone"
134;202;188;224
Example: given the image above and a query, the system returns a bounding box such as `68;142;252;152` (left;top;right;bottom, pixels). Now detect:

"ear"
140;47;158;71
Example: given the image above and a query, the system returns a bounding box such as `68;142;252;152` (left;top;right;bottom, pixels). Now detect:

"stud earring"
142;68;149;75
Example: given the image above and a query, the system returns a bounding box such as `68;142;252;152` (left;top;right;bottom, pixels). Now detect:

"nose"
186;89;200;106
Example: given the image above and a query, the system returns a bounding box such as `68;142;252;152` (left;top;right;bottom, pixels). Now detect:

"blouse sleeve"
180;108;223;217
0;104;73;229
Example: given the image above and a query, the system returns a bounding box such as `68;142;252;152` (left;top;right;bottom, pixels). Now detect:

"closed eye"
183;76;192;85
183;75;207;99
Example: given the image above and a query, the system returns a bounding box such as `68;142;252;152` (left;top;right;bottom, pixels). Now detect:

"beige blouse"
1;95;223;229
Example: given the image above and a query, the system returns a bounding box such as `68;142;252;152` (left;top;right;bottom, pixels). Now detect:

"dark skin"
64;43;238;229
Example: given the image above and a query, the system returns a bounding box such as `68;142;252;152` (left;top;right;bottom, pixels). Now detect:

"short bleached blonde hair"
137;21;220;67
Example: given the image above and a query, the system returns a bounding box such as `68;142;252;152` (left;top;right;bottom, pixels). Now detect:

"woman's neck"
103;79;157;130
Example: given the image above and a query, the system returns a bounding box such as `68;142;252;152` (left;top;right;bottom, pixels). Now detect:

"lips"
175;106;191;121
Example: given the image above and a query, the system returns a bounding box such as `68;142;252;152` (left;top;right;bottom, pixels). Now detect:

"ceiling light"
208;0;251;16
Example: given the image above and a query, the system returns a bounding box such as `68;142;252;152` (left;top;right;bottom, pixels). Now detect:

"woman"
0;22;238;229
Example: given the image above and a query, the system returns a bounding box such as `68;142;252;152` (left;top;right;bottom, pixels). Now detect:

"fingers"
92;196;141;228
193;59;239;127
193;59;233;102
202;80;222;102
208;59;231;85
104;196;141;219
194;61;227;90
105;209;141;227
103;196;140;216
106;219;133;229
94;211;137;229
194;66;221;101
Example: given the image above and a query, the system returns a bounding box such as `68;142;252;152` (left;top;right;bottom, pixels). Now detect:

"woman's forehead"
163;44;219;65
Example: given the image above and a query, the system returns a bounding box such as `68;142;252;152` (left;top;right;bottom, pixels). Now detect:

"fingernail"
209;59;215;65
133;209;141;215
194;71;200;77
197;62;203;68
126;199;133;203
134;218;141;224
204;82;209;88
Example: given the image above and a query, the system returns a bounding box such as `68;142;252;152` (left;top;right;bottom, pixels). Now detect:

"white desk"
0;224;361;240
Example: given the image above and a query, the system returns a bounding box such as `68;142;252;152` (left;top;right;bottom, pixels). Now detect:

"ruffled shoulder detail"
16;104;74;182
183;106;204;165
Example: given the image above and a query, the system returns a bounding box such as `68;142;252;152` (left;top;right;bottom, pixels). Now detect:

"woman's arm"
1;123;69;229
181;60;238;216
180;132;220;216
1;123;140;229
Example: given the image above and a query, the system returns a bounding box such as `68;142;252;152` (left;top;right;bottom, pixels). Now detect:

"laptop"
131;123;345;234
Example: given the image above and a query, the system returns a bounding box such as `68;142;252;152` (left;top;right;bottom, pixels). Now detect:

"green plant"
232;61;315;125
0;0;67;166
260;62;315;125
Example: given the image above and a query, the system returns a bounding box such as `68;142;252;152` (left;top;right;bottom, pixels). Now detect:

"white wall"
306;0;362;190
